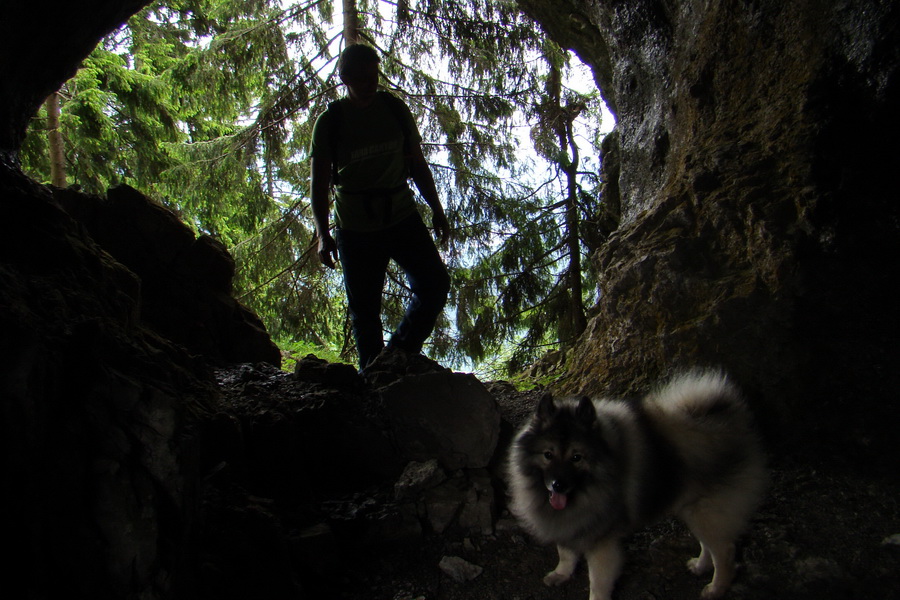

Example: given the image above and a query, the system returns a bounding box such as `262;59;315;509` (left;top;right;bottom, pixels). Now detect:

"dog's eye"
543;451;553;460
571;454;583;463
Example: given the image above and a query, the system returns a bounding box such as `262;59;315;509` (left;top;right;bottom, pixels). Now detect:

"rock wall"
1;3;277;597
1;168;217;598
56;184;281;366
519;0;900;438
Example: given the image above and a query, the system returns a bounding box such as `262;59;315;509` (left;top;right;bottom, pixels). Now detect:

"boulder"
293;354;363;390
380;371;501;470
56;184;281;366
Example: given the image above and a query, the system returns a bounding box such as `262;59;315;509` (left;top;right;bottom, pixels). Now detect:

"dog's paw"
687;556;713;575
700;582;727;599
543;571;571;587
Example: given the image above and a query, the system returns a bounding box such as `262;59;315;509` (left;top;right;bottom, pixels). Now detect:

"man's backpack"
326;90;413;187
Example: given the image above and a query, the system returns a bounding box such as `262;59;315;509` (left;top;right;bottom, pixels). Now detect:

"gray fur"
507;369;767;600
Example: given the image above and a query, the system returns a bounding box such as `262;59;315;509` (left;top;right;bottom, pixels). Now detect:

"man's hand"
317;232;339;269
432;210;450;245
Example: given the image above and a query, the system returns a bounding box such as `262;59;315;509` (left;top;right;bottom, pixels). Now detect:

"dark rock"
1;169;217;599
381;370;501;470
424;478;467;534
212;362;404;499
456;469;496;535
186;234;236;294
363;502;424;543
294;353;363;389
197;481;304;599
55;184;281;366
290;523;340;582
363;346;451;389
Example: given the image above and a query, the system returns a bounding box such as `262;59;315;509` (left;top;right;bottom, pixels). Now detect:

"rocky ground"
330;459;900;600
205;359;900;600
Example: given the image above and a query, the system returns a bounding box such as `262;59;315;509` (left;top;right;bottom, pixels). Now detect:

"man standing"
310;44;451;372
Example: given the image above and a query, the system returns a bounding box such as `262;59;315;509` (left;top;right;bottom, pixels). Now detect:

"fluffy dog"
507;370;767;600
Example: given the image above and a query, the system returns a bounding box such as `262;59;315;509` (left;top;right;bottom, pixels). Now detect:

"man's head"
339;44;381;106
338;43;380;79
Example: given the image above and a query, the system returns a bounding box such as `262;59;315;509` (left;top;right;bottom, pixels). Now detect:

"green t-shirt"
310;92;422;231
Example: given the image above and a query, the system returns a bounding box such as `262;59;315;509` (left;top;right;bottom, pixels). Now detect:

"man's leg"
388;214;450;354
336;227;390;370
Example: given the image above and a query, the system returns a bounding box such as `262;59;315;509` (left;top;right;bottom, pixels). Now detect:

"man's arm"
409;142;450;244
311;155;338;268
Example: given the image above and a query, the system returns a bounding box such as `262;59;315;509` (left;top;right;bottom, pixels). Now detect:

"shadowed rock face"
56;184;281;366
0;0;153;155
1;168;219;598
518;0;900;435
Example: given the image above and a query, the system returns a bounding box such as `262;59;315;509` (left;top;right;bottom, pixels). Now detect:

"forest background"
21;0;613;377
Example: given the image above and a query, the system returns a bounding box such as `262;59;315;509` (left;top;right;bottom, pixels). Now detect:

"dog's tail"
647;369;768;518
646;369;745;420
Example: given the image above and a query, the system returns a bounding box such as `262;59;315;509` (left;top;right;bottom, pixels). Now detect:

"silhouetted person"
310;43;451;371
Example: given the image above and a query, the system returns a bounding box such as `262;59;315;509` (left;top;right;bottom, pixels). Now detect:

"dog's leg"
584;537;623;600
543;544;579;586
687;541;713;575
682;512;738;599
697;540;735;599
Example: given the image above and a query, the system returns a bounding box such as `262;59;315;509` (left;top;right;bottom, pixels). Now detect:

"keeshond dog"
507;370;766;600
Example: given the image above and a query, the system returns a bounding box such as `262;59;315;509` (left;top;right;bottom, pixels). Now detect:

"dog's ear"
575;396;597;426
537;392;557;423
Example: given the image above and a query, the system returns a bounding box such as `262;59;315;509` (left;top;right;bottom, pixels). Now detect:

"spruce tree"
20;0;608;375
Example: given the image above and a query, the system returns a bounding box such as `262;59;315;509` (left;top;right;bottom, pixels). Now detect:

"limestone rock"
394;459;447;501
363;347;450;389
456;469;495;535
424;479;466;534
438;555;483;582
517;0;900;444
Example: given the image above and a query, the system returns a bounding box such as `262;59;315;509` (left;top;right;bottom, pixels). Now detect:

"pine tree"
20;0;608;374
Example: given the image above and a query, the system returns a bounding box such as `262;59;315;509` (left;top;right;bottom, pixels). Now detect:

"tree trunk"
562;117;587;342
548;61;587;345
46;91;66;187
342;0;359;45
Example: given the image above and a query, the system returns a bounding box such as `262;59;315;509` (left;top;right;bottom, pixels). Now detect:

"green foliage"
277;336;351;371
20;0;609;375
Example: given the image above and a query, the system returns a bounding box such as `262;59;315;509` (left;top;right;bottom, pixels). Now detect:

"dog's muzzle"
549;480;569;510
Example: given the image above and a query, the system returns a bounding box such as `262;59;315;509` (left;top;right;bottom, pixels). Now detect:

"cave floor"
310;454;900;600
211;363;900;600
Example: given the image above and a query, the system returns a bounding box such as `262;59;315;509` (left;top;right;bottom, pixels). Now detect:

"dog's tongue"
549;491;568;510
